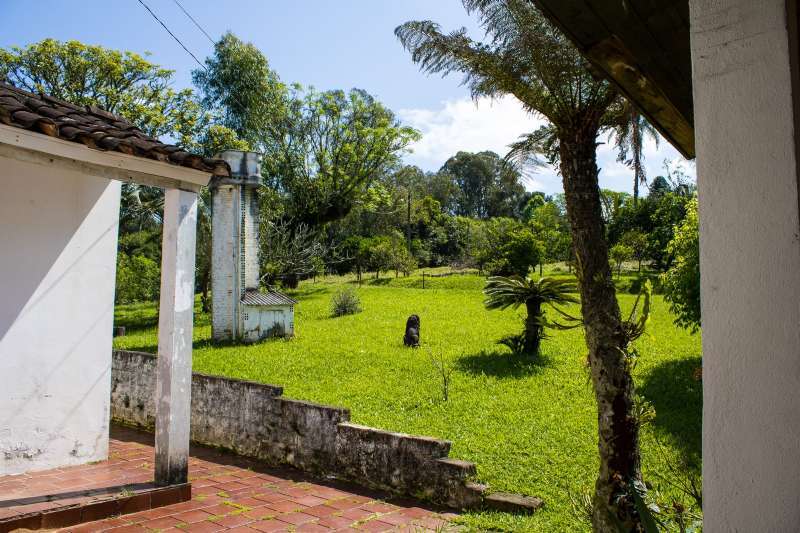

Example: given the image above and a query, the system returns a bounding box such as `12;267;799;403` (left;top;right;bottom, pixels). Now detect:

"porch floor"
0;426;457;532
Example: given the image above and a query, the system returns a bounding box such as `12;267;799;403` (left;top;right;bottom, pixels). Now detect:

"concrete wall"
0;155;120;475
690;0;800;529
111;350;482;508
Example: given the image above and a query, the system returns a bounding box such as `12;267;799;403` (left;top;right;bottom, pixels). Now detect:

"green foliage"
610;243;634;276
662;198;701;332
438;151;527;218
265;87;420;227
114;276;702;531
192;32;287;147
467;218;541;276
0;38;206;145
330;287;362;317
115;253;160;305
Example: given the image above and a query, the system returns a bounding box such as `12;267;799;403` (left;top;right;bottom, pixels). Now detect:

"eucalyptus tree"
397;1;647;529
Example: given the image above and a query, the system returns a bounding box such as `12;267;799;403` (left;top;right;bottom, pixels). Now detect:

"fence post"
422;271;425;289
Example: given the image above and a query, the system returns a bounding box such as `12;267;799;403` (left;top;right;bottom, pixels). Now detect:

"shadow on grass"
639;356;702;462
456;349;551;378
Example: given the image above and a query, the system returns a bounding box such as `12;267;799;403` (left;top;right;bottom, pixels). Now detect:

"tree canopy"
0;38;205;146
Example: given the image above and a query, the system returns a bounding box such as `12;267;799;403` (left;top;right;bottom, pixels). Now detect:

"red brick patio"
0;426;458;532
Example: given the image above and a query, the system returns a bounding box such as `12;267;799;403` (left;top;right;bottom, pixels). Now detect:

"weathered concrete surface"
690;0;800;529
0;157;120;475
111;350;481;508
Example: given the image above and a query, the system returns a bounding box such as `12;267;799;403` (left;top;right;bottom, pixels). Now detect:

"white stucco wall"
0;155;121;475
690;0;800;529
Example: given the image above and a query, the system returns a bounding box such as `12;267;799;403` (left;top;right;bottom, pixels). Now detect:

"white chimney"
210;150;262;341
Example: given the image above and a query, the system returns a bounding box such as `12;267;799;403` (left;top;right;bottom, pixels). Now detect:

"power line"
171;0;216;45
135;0;206;70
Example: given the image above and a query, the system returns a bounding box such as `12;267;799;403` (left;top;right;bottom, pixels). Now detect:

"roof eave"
0;124;211;191
532;0;695;159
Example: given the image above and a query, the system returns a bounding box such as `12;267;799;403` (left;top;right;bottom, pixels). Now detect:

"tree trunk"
523;299;542;356
632;111;642;206
407;189;413;251
283;274;299;289
559;126;643;532
200;264;211;313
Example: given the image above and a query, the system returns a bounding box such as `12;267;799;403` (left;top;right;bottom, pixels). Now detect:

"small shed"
241;288;297;342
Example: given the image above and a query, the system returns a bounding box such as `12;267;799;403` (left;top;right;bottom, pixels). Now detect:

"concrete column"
690;0;800;529
155;188;198;486
211;183;238;341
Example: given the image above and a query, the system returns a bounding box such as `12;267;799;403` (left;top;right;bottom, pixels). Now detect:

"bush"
662;197;700;331
331;287;362;317
481;222;541;277
115;253;160;304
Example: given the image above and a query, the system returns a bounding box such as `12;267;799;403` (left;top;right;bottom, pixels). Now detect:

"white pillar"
690;0;800;529
155;188;198;486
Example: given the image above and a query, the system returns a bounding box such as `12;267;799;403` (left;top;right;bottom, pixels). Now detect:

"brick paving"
0;426;458;532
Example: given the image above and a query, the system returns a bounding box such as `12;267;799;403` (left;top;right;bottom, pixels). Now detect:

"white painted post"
691;0;800;528
155;188;198;486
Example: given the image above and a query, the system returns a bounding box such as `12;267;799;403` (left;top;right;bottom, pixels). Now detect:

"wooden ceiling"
532;0;695;158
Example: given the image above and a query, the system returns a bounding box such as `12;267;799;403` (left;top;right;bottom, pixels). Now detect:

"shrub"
610;243;633;277
485;225;542;277
331;287;362;317
115;253;160;304
662;197;700;332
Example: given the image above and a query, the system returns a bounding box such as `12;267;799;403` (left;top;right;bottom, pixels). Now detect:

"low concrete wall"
111;350;483;508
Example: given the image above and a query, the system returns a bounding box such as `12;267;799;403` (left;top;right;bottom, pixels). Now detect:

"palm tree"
484;276;579;356
610;101;660;205
397;2;647;529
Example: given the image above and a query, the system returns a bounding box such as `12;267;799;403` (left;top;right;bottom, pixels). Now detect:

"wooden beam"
155;188;198;486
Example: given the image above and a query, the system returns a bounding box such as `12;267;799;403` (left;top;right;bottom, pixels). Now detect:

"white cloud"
399;95;695;195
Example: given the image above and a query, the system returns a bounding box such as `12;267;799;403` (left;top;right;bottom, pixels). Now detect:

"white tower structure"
211;150;295;343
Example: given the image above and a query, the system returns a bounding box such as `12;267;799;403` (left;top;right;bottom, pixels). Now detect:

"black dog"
403;314;420;347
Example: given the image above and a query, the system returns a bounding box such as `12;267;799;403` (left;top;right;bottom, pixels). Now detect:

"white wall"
690;0;800;529
212;184;237;341
0;155;121;475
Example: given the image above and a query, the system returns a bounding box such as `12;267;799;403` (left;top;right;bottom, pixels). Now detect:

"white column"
690;0;800;529
155;188;198;486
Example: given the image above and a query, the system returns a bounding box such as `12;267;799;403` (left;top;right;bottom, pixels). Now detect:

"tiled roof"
241;289;297;307
0;80;230;176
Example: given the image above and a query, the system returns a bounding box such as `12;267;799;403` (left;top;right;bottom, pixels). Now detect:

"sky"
1;0;694;194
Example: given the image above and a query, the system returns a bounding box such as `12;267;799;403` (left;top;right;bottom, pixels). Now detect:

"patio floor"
0;426;458;532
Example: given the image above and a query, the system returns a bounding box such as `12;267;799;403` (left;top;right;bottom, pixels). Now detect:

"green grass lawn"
114;269;702;531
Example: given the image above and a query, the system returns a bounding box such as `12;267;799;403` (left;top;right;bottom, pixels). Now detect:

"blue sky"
1;0;693;194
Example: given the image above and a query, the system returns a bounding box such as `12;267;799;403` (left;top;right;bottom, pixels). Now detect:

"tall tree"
264;87;419;228
0;38;206;145
192;32;287;148
194;34;419;231
397;1;646;530
610;101;659;205
440;150;526;219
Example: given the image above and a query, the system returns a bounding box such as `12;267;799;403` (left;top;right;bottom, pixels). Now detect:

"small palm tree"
483;276;580;356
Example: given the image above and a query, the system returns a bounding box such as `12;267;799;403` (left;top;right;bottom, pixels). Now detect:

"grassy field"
114;268;702;531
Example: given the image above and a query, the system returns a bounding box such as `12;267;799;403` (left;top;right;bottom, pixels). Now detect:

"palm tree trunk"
632;110;642;206
559;125;643;532
523;299;542;356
